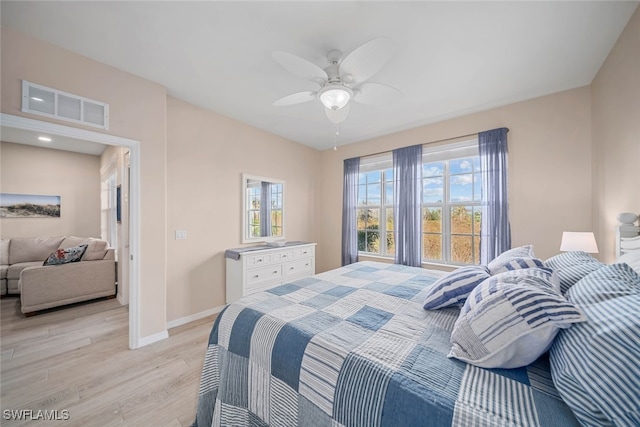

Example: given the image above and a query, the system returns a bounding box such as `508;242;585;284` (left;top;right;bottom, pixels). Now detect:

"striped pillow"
484;267;559;292
544;251;604;294
488;256;544;275
549;263;640;427
422;265;490;310
486;245;535;272
448;276;586;369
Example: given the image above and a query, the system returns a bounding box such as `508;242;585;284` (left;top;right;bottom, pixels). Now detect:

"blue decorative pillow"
43;244;88;266
422;265;490;310
448;276;586;369
544;251;604;294
487;256;544;275
550;263;640;427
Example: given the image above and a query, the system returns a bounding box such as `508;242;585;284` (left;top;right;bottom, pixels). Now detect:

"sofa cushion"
1;238;9;265
58;237;108;261
44;244;88;266
9;237;65;264
8;261;44;280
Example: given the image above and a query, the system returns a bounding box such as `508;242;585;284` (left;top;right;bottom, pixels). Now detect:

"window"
357;155;394;256
357;140;481;265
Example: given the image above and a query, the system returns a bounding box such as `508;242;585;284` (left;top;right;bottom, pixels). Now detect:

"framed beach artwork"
0;193;61;218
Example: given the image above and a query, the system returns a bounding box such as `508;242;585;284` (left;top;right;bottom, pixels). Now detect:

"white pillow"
448;276;586;369
617;251;640;275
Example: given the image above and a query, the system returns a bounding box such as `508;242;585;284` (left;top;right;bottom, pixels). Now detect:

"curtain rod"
356;128;509;159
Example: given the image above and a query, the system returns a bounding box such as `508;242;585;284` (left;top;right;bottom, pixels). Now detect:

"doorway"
1;113;142;349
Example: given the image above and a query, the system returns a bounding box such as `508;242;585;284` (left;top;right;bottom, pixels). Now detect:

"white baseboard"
166;305;226;330
137;330;169;347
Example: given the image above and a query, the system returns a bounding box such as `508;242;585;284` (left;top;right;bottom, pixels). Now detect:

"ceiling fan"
272;37;402;123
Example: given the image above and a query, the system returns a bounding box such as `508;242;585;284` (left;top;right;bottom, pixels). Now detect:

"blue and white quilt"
193;261;579;427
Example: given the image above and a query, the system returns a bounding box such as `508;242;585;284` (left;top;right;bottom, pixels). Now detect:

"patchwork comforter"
193;261;579;427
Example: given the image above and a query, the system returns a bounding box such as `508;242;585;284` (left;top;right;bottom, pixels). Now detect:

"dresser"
225;242;316;304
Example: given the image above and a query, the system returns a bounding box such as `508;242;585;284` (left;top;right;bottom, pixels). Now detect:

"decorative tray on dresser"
224;242;316;304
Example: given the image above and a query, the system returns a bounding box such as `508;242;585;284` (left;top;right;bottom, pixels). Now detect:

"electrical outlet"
175;230;187;240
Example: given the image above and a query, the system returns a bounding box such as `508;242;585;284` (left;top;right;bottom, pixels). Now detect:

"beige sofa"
0;236;116;315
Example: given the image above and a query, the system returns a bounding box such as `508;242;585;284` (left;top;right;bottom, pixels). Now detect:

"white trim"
138;330;169;347
0;113;143;349
166;305;226;329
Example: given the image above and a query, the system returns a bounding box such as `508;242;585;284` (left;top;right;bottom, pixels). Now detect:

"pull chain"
333;121;339;151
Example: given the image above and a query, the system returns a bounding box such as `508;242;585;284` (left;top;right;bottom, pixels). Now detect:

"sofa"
0;236;116;315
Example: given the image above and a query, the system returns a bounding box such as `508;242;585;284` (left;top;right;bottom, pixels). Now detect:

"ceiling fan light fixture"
318;85;352;110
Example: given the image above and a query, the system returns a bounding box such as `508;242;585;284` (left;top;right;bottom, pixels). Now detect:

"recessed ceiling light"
30;97;44;102
38;136;52;142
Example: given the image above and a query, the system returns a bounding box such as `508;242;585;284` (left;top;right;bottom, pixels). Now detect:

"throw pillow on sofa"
43;244;88;266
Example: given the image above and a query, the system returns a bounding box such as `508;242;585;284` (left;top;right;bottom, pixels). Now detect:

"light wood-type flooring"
0;296;217;426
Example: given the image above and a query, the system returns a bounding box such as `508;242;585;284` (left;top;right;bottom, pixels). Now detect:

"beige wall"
316;87;593;272
591;7;640;263
1;27;167;339
0;142;101;239
166;97;320;321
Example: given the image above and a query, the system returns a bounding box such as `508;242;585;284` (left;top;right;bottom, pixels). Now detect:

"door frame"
1;113;142;349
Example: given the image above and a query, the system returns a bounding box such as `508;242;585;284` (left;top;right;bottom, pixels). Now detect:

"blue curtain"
479;127;510;264
260;181;272;237
342;157;360;266
393;144;423;267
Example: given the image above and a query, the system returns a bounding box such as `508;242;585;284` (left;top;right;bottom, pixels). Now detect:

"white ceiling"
1;1;637;151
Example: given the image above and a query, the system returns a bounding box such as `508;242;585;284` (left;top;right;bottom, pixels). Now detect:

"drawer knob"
273;270;278;274
253;275;259;278
290;267;295;270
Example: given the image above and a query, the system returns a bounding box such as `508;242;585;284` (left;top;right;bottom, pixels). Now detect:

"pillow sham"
488;256;544;275
549;263;640;427
617;251;640;276
43;244;88;266
486;245;535;272
484;267;560;292
544;251;604;294
422;265;490;310
448;276;585;369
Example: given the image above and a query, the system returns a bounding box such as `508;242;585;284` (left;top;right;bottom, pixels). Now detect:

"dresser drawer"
284;258;313;278
247;265;282;286
245;252;281;268
293;246;314;259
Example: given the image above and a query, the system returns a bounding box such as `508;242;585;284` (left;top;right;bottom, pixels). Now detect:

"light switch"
175;230;187;240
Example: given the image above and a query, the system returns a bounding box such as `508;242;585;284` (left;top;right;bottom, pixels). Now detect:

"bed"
193;229;640;427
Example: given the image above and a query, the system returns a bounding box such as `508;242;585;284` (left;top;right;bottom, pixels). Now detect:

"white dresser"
225;242;316;304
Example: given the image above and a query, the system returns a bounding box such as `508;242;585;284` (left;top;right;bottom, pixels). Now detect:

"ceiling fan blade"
353;83;403;106
340;37;394;83
273;51;328;82
325;103;351;124
273;91;316;107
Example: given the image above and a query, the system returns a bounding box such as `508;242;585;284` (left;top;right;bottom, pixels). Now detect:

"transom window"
356;140;481;265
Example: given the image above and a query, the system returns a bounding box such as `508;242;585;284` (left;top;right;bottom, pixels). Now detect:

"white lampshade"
560;231;599;253
318;85;352;110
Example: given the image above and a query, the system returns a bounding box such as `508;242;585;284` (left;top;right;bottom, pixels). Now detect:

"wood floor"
0;296;217;426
